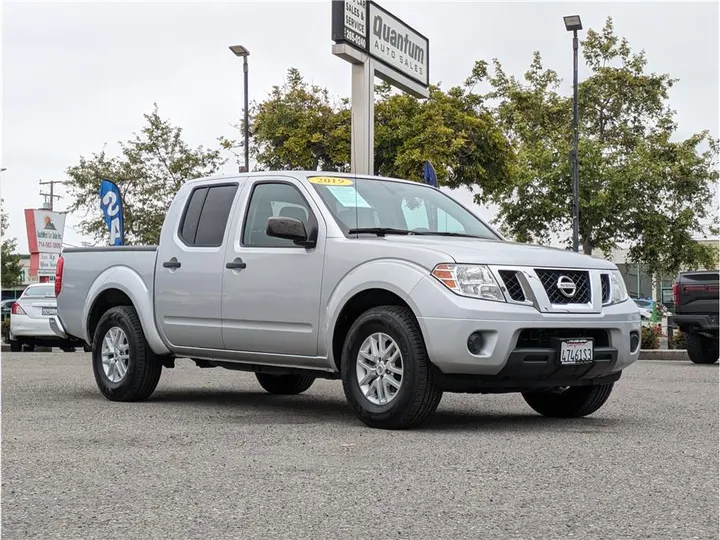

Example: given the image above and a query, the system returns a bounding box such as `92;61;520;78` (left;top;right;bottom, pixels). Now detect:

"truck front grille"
535;269;591;304
498;270;526;302
517;328;610;348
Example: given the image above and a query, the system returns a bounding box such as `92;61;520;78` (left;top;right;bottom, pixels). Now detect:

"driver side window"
242;182;313;248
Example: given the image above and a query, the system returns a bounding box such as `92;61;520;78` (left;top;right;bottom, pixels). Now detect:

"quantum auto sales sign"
332;0;429;87
25;209;66;254
368;3;429;86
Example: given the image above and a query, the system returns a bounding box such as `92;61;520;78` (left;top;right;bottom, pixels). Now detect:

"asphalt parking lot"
2;352;718;540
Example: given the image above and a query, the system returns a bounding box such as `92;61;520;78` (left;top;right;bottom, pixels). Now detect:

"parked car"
53;172;641;429
672;270;719;364
1;298;16;322
8;283;79;352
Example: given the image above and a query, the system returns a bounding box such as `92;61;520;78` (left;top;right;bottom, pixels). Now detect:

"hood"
384;236;617;270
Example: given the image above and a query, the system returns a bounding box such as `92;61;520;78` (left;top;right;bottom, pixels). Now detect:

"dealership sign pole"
331;0;429;175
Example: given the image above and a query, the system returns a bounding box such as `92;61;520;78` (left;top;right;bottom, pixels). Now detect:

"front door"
155;181;240;351
221;177;325;365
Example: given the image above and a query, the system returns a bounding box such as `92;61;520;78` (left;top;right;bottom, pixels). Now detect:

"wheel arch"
323;260;429;371
83;267;171;355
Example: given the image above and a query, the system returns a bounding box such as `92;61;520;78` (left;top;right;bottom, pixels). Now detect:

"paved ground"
2;353;718;540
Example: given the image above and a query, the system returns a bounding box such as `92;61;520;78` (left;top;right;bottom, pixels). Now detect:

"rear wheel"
685;333;719;364
255;373;315;395
341;305;442;430
522;383;614;418
92;305;162;401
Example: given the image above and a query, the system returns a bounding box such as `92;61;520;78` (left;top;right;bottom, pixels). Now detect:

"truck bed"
58;246;158;343
675;270;719;315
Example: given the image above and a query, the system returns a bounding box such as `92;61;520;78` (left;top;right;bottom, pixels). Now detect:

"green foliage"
235;69;514;189
1;319;9;342
641;325;662;349
669;328;686;350
65;104;226;245
1;201;24;288
476;17;718;274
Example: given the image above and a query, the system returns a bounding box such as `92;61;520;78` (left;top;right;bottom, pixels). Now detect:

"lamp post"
564;15;582;253
229;44;250;173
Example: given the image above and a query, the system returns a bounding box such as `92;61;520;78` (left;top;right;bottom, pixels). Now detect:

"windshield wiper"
411;231;484;239
347;228;412;236
347;228;483;239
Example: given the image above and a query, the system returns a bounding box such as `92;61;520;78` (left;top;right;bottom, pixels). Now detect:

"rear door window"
179;184;238;247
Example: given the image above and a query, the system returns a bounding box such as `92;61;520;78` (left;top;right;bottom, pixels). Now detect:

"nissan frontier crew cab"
52;172;641;429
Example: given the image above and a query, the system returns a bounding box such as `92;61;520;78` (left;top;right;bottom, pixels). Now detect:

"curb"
638;349;689;362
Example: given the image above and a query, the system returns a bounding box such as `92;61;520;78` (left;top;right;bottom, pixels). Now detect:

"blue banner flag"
423;160;438;187
99;179;124;245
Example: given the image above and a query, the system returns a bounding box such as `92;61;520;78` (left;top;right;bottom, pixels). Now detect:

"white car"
8;283;77;352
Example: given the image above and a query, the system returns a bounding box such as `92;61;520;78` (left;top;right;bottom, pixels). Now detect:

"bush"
669;328;686;350
1;319;9;343
641;325;661;349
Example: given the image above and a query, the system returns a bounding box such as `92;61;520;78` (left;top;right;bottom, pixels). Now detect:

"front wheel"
522;383;615;418
255;373;315;395
92;305;162;401
685;333;719;364
341;305;442;430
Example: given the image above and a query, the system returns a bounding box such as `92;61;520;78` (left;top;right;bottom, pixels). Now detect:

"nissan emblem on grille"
556;275;577;298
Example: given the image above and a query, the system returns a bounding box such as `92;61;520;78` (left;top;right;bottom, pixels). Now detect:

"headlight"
609;270;629;304
431;264;505;302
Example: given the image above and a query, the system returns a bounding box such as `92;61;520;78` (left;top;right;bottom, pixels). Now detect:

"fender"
83;265;171;356
320;258;430;369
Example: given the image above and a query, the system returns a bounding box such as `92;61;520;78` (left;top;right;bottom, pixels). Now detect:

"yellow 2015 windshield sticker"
308;176;353;186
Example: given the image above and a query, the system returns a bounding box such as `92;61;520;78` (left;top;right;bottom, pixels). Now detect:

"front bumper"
412;276;641;380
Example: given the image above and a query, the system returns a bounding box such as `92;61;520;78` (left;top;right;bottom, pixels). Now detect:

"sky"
1;0;718;253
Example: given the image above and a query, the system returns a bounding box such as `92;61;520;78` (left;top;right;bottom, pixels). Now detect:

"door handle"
163;257;181;269
226;257;247;270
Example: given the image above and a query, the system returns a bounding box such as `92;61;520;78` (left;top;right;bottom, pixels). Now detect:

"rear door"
154;181;241;351
18;284;57;319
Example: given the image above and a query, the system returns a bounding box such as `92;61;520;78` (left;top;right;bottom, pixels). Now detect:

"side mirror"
266;217;315;247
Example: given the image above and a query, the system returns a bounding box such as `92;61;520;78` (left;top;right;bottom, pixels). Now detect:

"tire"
685;333;719;364
255;373;315;395
9;340;22;352
341;305;442;430
92;305;162;401
522;383;615;418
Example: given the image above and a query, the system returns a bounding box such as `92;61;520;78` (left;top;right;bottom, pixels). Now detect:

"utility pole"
39;180;63;211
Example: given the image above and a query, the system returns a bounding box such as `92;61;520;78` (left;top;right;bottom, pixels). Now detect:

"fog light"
630;331;640;352
467;332;485;355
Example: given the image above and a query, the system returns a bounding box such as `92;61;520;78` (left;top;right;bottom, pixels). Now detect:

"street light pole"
564;15;582;253
243;55;249;174
229;44;250;173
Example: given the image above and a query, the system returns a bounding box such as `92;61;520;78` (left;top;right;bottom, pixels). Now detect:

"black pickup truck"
673;270;719;364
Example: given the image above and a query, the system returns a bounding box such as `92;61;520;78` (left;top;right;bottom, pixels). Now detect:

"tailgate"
677;271;719;314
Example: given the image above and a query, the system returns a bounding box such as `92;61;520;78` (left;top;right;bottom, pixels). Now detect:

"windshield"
308;176;499;239
23;285;55;298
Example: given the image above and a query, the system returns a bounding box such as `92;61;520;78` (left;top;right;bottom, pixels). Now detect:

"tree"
233;69;514;188
475;17;718;275
65;104;226;245
1;202;24;287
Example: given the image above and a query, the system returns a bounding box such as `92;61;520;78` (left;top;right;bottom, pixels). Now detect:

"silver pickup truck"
53;171;641;429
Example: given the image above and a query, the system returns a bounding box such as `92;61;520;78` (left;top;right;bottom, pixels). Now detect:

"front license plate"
558;339;594;365
42;307;57;316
